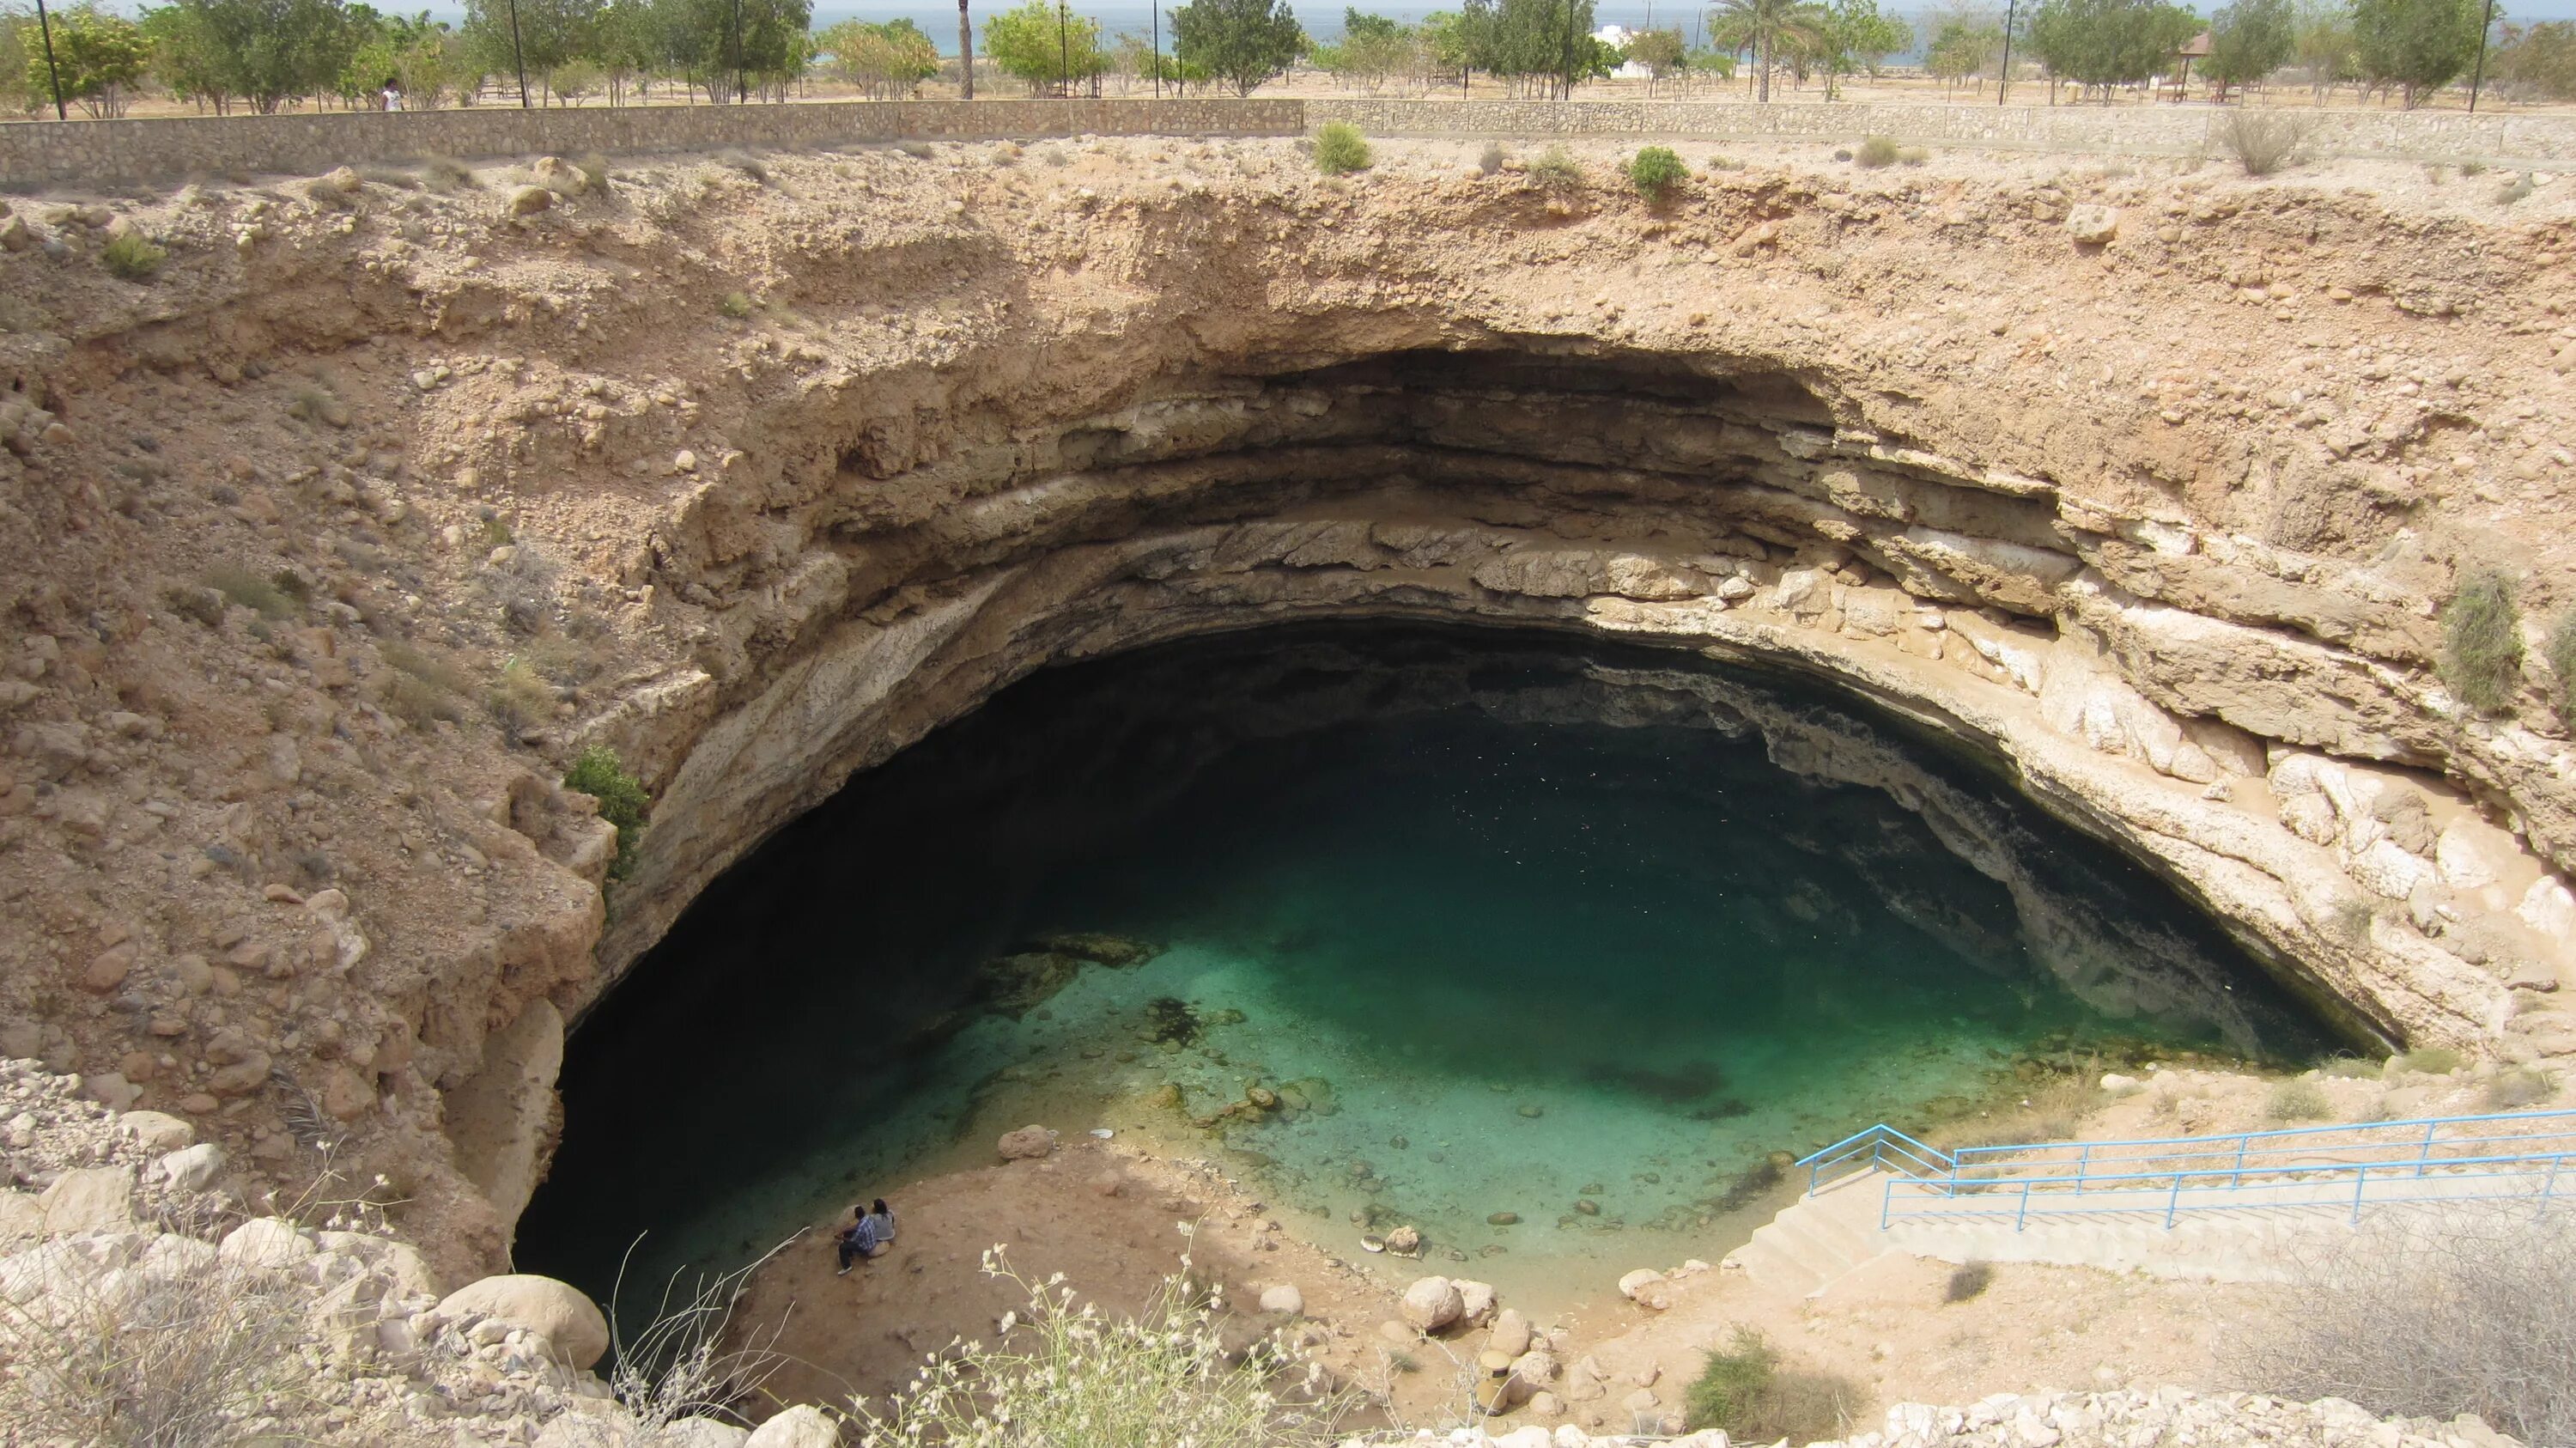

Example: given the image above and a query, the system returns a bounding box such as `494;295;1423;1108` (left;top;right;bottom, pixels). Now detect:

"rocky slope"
0;135;2572;1293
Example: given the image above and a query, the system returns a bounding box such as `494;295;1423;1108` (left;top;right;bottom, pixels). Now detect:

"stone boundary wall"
1309;98;2576;166
0;98;1303;191
8;93;2573;191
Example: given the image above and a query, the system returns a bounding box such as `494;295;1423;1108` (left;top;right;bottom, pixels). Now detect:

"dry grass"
0;1246;313;1446
2264;1079;2335;1123
2218;109;2315;176
2225;1210;2576;1445
1683;1325;1860;1442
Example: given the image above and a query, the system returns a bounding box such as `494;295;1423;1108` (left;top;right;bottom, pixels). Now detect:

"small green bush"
564;744;650;881
2319;1056;2384;1080
720;291;755;319
1627;145;1688;201
2440;568;2524;716
1684;1327;1856;1442
2265;1079;2334;1123
1854;136;1900;169
2487;1066;2556;1110
161;585;225;629
101;230;167;281
1313;121;1371;176
1899;146;1931;166
2397;1046;2466;1076
2545;610;2576;732
1705;154;1747;172
1943;1262;1994;1303
486;658;556;735
1527;144;1584;192
204;565;295;620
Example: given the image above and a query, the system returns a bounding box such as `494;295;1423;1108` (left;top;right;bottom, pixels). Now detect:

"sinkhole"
516;622;2338;1329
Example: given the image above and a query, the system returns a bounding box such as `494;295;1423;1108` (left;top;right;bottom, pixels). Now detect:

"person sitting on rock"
835;1202;888;1275
863;1197;896;1247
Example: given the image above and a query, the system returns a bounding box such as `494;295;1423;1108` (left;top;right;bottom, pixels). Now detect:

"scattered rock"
1400;1275;1464;1332
509;186;555;216
997;1124;1055;1160
1259;1283;1304;1315
436;1274;611;1370
743;1405;841;1448
2066;204;2120;245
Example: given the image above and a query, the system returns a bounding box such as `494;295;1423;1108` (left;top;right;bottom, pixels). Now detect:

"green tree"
1625;24;1686;88
1708;0;1826;99
463;0;600;101
2292;0;2354;95
1461;0;1606;96
1811;0;1908;94
981;0;1101;91
818;16;939;94
2493;19;2576;100
141;3;234;111
2203;0;2293;95
2024;0;2197;98
1170;0;1303;94
645;0;810;100
0;13;29;113
30;3;149;116
2351;0;2482;103
1923;1;2002;91
176;0;364;113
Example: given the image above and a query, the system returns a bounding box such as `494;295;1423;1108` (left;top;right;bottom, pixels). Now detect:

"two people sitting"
835;1198;896;1275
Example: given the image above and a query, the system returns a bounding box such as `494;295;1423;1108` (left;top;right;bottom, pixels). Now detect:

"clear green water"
518;626;2333;1319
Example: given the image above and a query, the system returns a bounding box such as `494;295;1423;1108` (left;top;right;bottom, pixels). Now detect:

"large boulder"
39;1165;133;1235
1400;1275;1464;1332
220;1217;314;1269
1455;1278;1498;1328
118;1110;195;1152
437;1274;611;1369
160;1142;224;1192
996;1124;1055;1161
744;1404;841;1447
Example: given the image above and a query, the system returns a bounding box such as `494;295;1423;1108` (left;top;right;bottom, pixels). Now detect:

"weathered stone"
996;1124;1054;1160
437;1274;611;1369
1400;1275;1464;1331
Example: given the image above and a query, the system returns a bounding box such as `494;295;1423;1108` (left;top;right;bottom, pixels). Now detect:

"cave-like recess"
519;620;2338;1321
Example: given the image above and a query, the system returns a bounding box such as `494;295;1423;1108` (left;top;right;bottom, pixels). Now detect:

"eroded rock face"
0;137;2571;1270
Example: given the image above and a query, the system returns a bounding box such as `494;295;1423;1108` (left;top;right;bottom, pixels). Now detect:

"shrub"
2549;611;2576;732
721;150;769;184
1899;146;1931;166
1943;1262;1995;1303
2486;1066;2556;1109
1478;142;1508;175
2219;109;2314;176
850;1249;1345;1447
1683;1326;1857;1442
720;291;755;319
1527;144;1584;192
1627;146;1688;201
486;658;556;735
2265;1079;2334;1123
2224;1210;2576;1445
0;1248;313;1446
1705;154;1747;172
2318;1056;2384;1080
1313;122;1371;176
1854;135;1900;169
161;584;225;628
2440;568;2524;715
101;230;167;281
564;744;650;881
204;564;295;620
422;156;478;190
2397;1046;2466;1076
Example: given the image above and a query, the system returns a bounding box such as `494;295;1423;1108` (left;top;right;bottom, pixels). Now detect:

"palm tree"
1708;0;1826;99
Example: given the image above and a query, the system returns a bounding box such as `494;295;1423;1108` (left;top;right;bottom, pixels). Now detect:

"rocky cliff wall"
0;136;2571;1272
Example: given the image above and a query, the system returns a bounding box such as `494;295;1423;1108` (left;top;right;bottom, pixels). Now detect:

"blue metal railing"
1793;1106;2576;1232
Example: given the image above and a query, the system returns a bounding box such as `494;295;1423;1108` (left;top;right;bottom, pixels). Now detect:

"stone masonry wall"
1310;97;2576;164
0;97;1303;190
9;94;2576;191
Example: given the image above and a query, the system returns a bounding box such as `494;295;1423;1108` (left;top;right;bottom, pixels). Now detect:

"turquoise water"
519;626;2332;1317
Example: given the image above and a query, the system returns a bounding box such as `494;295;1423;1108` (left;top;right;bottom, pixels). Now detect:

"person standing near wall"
382;77;405;111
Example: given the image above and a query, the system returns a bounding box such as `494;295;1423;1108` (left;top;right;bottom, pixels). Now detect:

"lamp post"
1152;2;1161;96
959;0;975;98
31;0;65;120
506;0;530;106
2466;0;2498;112
1996;0;2016;104
1058;0;1069;94
732;0;747;101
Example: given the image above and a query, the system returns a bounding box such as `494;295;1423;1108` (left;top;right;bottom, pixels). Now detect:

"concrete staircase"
1721;1169;1897;1296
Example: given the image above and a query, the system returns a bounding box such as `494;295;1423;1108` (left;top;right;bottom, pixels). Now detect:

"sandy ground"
732;1058;2568;1433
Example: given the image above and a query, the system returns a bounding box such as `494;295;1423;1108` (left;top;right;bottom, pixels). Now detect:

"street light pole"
1152;1;1161;96
2466;0;2498;112
506;0;530;106
1058;0;1069;94
733;0;747;101
31;0;66;120
959;0;975;98
1996;0;2016;104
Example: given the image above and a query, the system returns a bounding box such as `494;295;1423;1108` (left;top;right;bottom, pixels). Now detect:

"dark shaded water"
517;624;2333;1317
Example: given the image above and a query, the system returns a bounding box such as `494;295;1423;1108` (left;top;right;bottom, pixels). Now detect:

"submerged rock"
977;951;1081;1017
